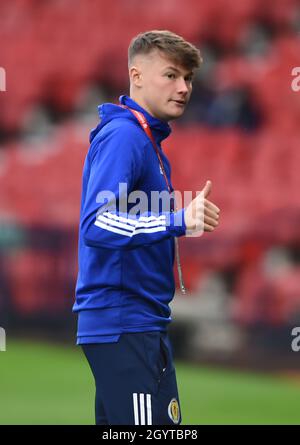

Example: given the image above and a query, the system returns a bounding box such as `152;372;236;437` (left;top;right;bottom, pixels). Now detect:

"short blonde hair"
128;30;203;71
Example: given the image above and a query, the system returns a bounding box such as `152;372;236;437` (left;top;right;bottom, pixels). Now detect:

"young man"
73;30;220;425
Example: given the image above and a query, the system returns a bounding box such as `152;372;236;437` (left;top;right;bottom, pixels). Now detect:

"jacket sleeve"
81;124;186;250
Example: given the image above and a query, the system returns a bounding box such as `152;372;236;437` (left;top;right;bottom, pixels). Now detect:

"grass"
0;339;299;425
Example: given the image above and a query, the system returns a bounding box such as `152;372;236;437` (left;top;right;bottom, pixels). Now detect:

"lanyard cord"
121;105;186;294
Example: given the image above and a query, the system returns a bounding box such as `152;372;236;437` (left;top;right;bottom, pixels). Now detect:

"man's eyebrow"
163;66;194;76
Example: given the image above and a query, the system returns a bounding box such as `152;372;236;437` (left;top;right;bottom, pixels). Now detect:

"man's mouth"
171;99;186;105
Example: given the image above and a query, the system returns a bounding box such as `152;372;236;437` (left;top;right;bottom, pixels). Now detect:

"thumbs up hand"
184;180;220;235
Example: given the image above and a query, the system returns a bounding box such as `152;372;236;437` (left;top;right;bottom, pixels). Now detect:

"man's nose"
177;77;189;94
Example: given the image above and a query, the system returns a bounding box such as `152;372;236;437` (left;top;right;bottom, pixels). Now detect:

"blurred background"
0;0;300;425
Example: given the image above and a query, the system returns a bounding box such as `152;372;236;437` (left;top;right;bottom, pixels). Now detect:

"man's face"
130;50;194;121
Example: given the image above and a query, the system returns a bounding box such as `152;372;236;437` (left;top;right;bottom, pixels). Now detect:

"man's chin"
166;109;185;121
156;106;185;122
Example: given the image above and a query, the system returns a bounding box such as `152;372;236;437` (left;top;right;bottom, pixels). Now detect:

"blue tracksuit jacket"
73;95;186;344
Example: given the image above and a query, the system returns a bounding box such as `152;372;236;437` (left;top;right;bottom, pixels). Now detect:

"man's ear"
129;66;143;88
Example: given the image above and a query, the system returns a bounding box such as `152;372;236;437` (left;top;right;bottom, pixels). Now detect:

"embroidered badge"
168;398;180;424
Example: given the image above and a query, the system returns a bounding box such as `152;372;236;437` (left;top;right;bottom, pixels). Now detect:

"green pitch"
0;340;299;425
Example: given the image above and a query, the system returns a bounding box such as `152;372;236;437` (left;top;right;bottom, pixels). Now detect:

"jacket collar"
119;95;171;143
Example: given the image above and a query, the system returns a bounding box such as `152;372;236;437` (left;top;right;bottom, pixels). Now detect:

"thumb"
202;180;212;198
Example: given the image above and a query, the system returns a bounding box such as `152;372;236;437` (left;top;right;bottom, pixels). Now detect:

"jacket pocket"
142;332;169;384
158;336;169;379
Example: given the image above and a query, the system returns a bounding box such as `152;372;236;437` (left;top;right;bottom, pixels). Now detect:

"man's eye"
166;73;176;79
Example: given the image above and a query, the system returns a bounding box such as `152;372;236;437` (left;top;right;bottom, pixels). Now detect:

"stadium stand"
0;0;299;327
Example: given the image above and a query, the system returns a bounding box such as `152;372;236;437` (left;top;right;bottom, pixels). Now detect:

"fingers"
205;199;220;214
194;198;220;218
204;206;219;221
191;198;220;226
204;214;219;228
204;201;220;232
196;188;219;214
204;223;215;232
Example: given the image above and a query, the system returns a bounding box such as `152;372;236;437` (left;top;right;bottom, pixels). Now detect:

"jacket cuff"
167;209;186;237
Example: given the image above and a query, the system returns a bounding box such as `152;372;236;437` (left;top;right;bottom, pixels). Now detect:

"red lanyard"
122;107;172;194
120;104;186;294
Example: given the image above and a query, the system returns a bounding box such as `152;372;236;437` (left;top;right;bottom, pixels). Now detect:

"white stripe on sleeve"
94;212;167;237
